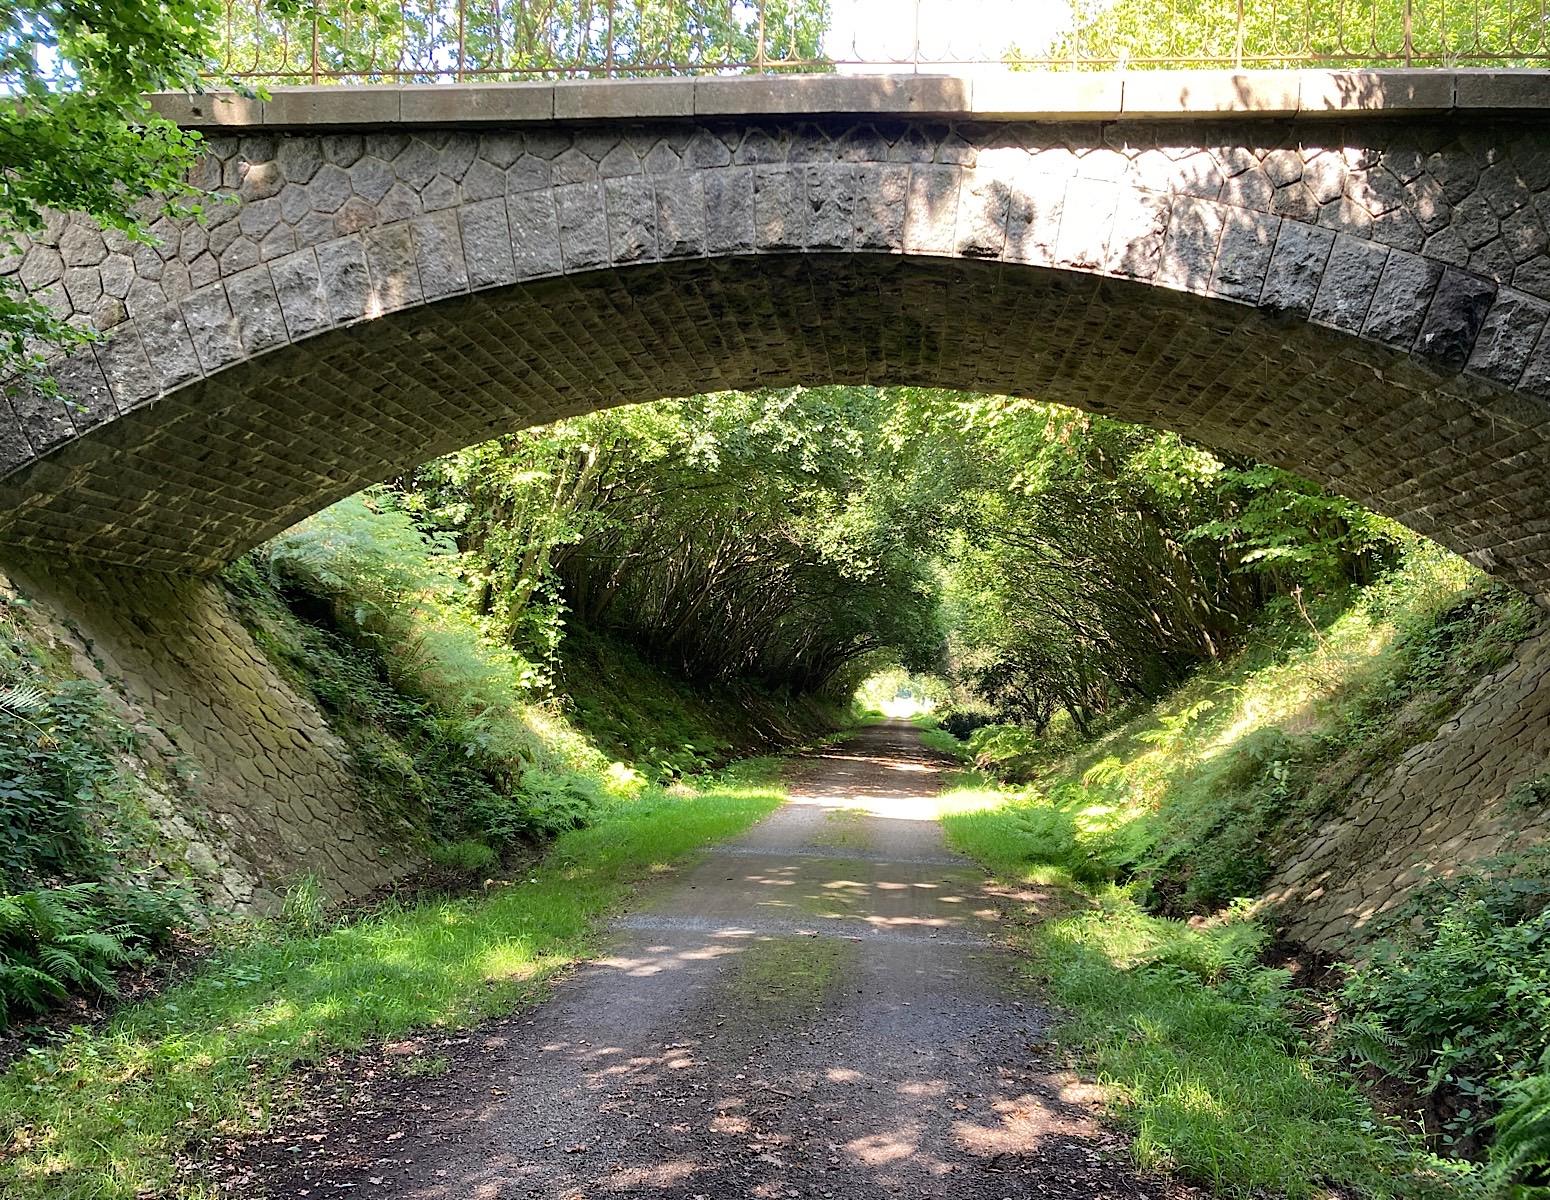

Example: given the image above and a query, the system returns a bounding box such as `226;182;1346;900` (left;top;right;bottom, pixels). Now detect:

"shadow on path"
213;721;1188;1199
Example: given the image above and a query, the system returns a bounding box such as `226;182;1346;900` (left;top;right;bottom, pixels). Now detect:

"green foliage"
278;875;331;937
559;626;845;781
946;545;1523;918
1509;773;1550;811
0;759;786;1200
228;539;632;855
0;600;187;1025
0;0;220;374
238;490;836;859
935;394;1406;734
915;722;970;763
1053;0;1542;66
1490;1071;1550;1192
427;839;498;876
216;0;830;82
0;884;166;1021
1341;852;1550;1164
405;387;948;697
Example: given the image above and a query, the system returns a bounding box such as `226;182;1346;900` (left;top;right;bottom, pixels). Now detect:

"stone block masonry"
1;77;1550;611
1266;623;1550;955
3;558;415;910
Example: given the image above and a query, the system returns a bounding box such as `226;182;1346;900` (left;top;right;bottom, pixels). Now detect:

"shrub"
1340;852;1550;1158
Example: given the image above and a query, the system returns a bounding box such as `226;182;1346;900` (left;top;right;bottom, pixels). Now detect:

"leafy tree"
224;0;832;82
932;394;1407;730
1051;0;1546;66
0;0;221;378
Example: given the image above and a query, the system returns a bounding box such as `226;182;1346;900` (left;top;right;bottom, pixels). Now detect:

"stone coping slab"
152;69;1550;130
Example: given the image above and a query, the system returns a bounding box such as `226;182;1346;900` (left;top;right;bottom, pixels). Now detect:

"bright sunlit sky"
822;0;1076;72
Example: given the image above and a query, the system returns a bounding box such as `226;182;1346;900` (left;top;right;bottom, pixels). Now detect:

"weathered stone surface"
362;223;423;310
1362;251;1444;347
904;165;959;255
411;210;468;297
269;248;330;340
1260;222;1333;315
604;175;658;263
180;283;244;371
5;107;1550;612
1310;234;1389;332
460;197;517;287
314;236;372;322
506;191;563;275
1468;287;1550;387
1210;206;1279;301
225;265;289;353
653;171;706;258
1157;195;1224;291
553;181;608;271
1416;266;1498;370
752;166;804;251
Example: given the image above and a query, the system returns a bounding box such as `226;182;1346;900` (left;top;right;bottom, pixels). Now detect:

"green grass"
914;714;972;762
0;760;786;1200
943;795;1464;1198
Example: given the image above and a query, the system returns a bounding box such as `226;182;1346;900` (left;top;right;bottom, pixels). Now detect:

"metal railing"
209;0;1550;84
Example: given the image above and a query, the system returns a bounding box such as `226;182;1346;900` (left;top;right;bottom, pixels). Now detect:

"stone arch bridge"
5;70;1550;600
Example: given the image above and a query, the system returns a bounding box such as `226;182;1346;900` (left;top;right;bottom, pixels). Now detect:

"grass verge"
0;760;787;1200
941;789;1467;1200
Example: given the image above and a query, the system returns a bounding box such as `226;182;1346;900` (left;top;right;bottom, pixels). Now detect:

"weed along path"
221;722;1171;1199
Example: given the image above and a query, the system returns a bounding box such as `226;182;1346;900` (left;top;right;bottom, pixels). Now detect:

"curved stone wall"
2;98;1550;601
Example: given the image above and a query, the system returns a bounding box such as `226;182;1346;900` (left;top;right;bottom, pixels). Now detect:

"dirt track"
217;722;1182;1199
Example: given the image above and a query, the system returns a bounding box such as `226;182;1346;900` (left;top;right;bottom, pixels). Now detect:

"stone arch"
4;106;1550;596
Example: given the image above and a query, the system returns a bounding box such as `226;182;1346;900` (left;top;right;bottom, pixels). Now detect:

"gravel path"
215;721;1184;1199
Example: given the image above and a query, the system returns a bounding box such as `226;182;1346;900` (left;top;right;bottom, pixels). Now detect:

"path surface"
219;722;1176;1199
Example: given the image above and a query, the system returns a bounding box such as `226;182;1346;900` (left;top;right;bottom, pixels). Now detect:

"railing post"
1403;0;1414;65
755;0;767;71
310;0;320;84
456;0;467;81
913;0;921;73
605;1;615;75
1234;0;1245;68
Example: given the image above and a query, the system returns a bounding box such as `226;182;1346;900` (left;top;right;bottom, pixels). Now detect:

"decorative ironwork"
209;0;1550;84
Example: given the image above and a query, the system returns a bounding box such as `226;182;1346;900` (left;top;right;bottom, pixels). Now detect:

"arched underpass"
5;69;1550;916
4;74;1550;596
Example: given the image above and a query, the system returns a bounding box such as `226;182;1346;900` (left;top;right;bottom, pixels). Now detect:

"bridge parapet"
150;69;1549;128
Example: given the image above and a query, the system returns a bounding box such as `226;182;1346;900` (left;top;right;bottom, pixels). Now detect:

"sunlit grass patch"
944;778;1467;1198
0;764;786;1200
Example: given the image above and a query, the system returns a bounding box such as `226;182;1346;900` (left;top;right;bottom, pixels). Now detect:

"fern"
1336;1014;1410;1078
1489;1072;1550;1191
0;884;147;1022
0;682;48;718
